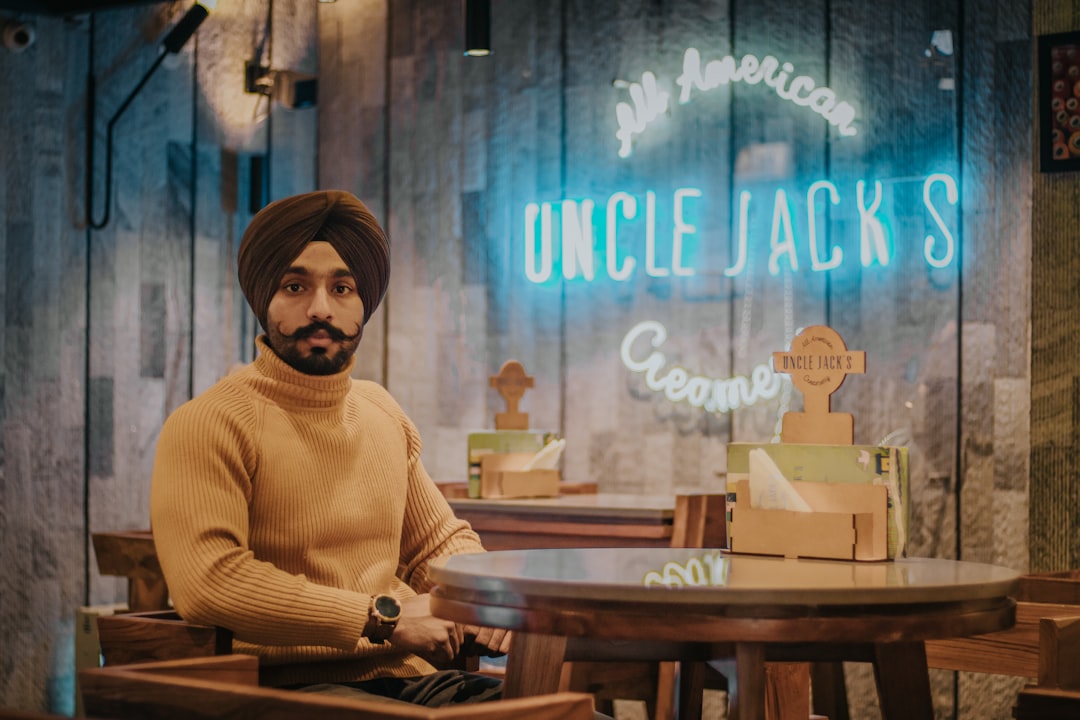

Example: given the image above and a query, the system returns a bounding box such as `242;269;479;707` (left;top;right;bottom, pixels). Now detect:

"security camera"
2;22;35;53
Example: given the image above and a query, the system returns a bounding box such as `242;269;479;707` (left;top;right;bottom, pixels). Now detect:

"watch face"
374;594;401;620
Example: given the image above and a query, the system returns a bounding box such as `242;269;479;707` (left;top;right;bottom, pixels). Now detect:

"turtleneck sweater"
150;336;485;685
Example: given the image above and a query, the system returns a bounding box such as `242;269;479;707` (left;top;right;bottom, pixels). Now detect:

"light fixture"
86;2;213;230
463;0;490;57
244;60;318;109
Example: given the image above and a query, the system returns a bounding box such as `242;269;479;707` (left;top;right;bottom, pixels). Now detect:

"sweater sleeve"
150;392;372;651
359;385;486;592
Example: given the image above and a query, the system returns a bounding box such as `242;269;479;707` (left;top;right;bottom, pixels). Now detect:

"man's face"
264;241;365;375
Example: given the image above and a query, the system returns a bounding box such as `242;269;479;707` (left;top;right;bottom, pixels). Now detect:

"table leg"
503;632;568;699
872;641;933;720
765;662;811;720
730;642;766;720
677;660;705;720
810;661;850;720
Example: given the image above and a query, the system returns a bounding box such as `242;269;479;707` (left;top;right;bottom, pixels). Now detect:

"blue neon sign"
523;173;958;284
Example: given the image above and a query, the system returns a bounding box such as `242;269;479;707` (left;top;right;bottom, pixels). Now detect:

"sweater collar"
250;335;355;409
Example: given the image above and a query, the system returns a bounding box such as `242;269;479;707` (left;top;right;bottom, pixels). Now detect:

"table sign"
463;360;561;499
771;325;865;444
727;326;907;561
489;359;534;430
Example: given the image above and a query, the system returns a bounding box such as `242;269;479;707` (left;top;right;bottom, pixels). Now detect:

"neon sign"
523;173;958;283
620;320;784;414
616;47;859;158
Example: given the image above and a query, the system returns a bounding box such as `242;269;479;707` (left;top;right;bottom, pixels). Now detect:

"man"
150;190;509;706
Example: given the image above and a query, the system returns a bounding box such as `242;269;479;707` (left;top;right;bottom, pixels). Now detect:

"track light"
86;2;213;230
464;0;490;57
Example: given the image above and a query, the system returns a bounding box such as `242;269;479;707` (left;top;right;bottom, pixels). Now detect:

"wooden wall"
1031;1;1080;575
0;0;1065;717
344;1;1032;717
0;0;317;713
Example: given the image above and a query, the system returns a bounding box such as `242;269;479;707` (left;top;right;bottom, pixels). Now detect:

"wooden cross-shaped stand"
772;325;866;445
489;360;534;430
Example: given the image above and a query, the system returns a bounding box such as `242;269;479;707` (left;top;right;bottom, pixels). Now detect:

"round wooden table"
430;548;1020;720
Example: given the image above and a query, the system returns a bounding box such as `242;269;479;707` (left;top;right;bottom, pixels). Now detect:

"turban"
238;190;390;330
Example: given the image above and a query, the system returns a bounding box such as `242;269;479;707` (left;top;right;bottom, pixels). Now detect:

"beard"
266;320;363;375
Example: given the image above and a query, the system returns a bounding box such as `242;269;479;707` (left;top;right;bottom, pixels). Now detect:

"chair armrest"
97;610;232;666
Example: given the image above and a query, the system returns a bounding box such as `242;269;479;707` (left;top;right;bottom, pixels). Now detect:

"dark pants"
294;669;502;706
292;670;612;719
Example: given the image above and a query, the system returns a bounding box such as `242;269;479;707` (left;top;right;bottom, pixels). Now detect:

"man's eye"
334;285;353;295
284;283;303;292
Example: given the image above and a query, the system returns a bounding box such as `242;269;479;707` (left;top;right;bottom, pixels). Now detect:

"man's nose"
307;288;333;320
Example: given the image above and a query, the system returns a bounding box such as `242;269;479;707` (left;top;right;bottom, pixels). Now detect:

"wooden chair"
534;494;826;720
1006;614;1080;719
91;530;170;612
661;494;822;720
80;654;595;720
95;608;489;684
925;601;1080;679
560;494;729;720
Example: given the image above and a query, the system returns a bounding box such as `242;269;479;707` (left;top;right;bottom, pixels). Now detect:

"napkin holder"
727;478;888;561
479;452;561;498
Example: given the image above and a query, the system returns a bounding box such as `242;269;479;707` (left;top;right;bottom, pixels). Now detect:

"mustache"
284;320;362;343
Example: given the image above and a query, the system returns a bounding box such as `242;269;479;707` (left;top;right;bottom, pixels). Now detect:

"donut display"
1051;44;1080;159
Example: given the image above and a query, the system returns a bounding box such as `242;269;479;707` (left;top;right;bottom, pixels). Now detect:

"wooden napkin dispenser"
727;478;888;561
479;452;561;499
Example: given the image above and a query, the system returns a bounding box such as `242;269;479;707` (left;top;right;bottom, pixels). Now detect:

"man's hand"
463;624;512;656
387;594;464;666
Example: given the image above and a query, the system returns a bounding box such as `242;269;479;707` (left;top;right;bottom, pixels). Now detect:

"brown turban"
238;190;390;330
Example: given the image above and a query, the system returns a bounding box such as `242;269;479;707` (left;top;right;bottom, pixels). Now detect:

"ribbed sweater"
150;336;485;685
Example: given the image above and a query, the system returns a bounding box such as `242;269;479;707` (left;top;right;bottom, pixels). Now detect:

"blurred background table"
446;493;677;550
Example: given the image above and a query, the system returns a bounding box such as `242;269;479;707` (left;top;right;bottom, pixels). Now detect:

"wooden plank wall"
1032;1;1080;575
0;8;89;715
339;1;1034;717
0;0;316;713
0;0;1059;717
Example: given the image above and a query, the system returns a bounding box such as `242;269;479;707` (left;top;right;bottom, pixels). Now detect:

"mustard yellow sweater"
150;336;485;685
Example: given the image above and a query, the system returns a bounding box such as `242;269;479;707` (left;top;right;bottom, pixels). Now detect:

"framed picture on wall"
1039;31;1080;172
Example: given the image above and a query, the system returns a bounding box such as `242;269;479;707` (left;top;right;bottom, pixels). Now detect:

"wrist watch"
367;594;401;644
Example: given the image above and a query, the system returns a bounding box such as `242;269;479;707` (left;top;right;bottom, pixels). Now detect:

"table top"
448;493;676;520
432;547;1021;607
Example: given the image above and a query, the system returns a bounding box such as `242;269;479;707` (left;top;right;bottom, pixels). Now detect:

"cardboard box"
467;430;555;498
726;443;909;559
728;478;888;561
479;452;561;498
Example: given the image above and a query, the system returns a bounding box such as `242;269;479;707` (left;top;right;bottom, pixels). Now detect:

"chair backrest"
670;494;727;549
80;655;595;720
